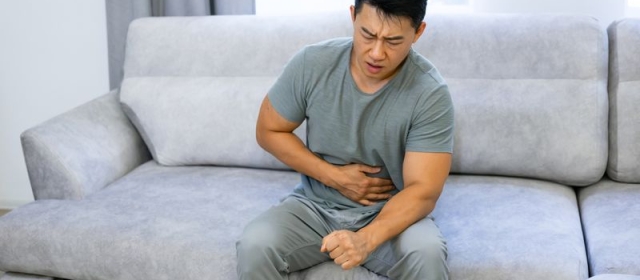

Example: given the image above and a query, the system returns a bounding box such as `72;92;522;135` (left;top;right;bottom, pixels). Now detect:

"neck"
349;56;404;95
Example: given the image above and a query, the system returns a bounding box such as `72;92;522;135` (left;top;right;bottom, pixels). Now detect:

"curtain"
105;0;255;90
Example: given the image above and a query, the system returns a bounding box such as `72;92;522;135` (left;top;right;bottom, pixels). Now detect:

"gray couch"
0;13;639;280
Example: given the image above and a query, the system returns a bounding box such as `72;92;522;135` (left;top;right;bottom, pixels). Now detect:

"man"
236;0;453;279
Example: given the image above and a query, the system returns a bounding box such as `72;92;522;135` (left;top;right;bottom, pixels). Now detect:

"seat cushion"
432;175;588;280
579;179;640;275
0;162;294;279
0;162;385;279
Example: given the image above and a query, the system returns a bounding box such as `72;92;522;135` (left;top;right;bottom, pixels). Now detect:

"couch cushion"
119;76;304;168
607;18;640;183
578;179;640;275
432;175;588;280
121;14;607;185
415;14;608;186
0;162;385;280
120;15;351;168
0;162;296;279
123;14;352;78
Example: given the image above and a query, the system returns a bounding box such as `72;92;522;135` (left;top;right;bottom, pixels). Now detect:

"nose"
369;39;385;61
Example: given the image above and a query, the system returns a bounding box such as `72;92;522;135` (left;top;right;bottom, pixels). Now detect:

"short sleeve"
267;48;308;123
406;85;455;153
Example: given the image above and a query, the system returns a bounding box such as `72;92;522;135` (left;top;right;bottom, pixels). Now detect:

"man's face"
350;4;426;84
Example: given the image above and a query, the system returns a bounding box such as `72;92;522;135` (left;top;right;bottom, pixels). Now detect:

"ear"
413;22;427;43
350;5;356;22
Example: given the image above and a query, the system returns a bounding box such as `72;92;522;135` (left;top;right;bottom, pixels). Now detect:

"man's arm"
321;151;451;269
257;96;395;205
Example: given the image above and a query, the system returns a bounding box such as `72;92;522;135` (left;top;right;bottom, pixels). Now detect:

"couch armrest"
20;90;151;200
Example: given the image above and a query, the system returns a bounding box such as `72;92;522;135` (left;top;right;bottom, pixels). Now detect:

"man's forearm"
357;184;436;252
257;130;337;187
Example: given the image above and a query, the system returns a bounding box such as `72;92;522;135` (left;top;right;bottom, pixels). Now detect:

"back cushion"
607;18;640;183
120;13;351;169
120;77;305;169
415;15;608;186
121;13;608;185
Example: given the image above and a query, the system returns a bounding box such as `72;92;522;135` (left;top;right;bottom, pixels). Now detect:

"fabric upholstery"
122;14;352;79
578;179;640;275
0;162;297;279
432;175;588;280
20;91;150;200
120;76;304;168
122;14;607;185
606;18;640;183
416;14;609;186
120;14;350;168
0;273;52;280
589;275;640;280
0;162;384;279
0;169;591;279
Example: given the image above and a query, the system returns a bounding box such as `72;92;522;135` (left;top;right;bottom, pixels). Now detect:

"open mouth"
366;62;383;74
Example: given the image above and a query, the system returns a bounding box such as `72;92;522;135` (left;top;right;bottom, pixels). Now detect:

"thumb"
320;241;326;252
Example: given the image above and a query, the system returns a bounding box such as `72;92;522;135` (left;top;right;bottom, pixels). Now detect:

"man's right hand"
327;164;396;206
256;98;395;206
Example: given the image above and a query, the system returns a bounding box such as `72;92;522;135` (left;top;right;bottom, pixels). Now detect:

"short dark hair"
354;0;427;32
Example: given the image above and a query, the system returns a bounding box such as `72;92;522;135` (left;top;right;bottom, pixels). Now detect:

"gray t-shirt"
268;38;454;212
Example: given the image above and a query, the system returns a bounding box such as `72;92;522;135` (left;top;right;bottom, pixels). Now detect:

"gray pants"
236;195;449;279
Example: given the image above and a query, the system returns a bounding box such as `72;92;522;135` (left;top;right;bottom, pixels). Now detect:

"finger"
334;253;349;265
321;233;338;252
341;259;359;270
358;199;375;206
357;164;381;174
329;248;343;259
369;178;393;187
365;193;392;201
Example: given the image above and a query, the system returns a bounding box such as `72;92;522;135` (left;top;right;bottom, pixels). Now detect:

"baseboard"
0;199;31;210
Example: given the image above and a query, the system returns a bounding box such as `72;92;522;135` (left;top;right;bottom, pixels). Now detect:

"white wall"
0;0;109;209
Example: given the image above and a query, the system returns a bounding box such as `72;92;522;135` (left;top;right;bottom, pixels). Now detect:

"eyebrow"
361;27;404;41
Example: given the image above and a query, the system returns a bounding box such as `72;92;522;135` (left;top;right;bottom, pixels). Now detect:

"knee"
237;221;279;259
236;221;283;270
390;236;449;279
405;241;448;267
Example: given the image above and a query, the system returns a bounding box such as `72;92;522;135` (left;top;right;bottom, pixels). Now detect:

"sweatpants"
236;195;449;280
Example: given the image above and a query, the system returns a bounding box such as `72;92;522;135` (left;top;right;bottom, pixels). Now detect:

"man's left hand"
320;230;372;270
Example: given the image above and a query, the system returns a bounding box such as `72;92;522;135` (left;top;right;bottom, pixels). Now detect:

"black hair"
354;0;427;31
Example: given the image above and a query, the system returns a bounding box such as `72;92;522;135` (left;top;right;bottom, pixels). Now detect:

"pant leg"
363;216;449;280
236;196;333;280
